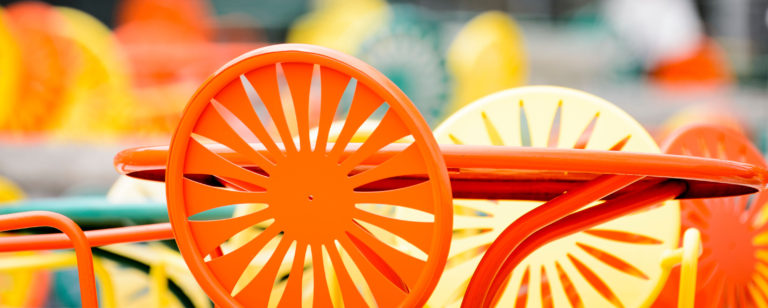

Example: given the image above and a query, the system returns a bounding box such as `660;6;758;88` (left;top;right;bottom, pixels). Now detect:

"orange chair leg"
0;211;99;308
461;174;643;307
470;180;686;307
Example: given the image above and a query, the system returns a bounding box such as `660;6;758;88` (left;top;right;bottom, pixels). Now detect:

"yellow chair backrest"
446;11;527;114
427;86;680;308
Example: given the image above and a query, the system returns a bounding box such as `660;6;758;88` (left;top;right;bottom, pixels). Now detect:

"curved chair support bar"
461;174;643;307
0;222;174;252
0;211;99;307
463;179;686;307
487;180;685;307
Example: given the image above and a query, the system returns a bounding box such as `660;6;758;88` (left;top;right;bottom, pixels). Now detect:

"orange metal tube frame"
460;174;642;306
1;141;752;307
0;211;100;308
0;222;173;252
464;179;687;307
115;143;767;198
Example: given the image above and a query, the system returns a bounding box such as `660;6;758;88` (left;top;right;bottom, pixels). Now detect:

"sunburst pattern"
164;45;452;307
654;125;768;307
426;86;680;308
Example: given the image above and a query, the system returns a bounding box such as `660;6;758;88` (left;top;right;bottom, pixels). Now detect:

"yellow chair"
423;86;695;307
446;11;527;114
99;243;212;308
0;252;116;307
51;6;135;140
0;175;24;203
0;243;211;308
287;0;389;55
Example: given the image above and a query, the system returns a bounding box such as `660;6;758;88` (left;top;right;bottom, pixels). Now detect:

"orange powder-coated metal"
115;142;767;198
105;44;768;308
0;211;98;308
462;124;768;307
163;44;453;307
460;174;643;307
653;124;768;307
481;179;687;308
1;44;765;308
0;222;173;252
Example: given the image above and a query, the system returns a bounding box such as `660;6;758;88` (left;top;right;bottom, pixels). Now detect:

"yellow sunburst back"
427;86;680;308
